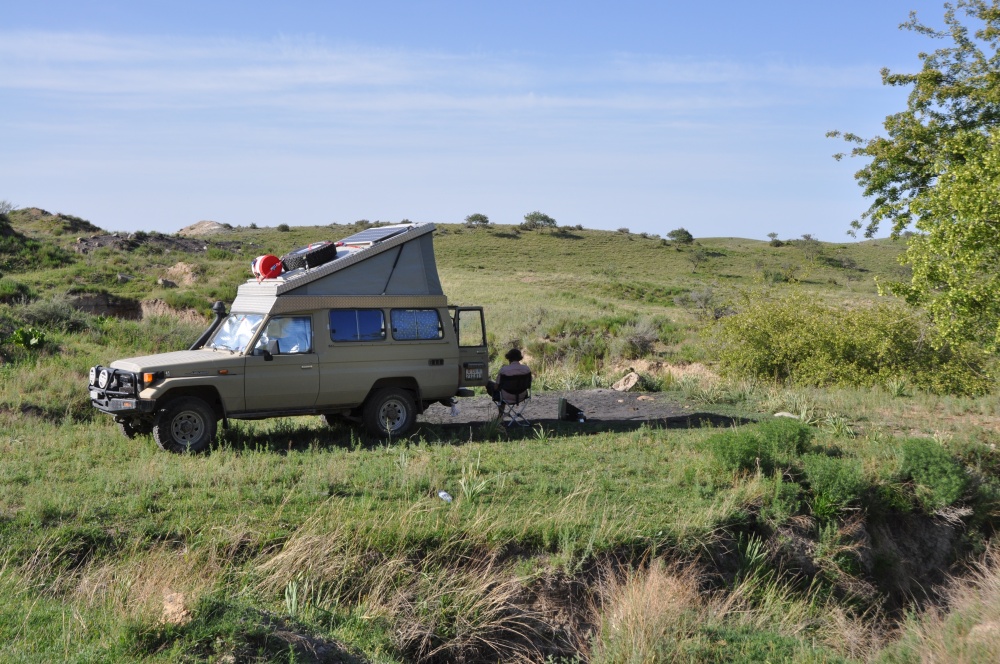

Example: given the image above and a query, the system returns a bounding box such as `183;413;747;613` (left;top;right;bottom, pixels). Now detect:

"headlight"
98;369;110;389
89;367;97;385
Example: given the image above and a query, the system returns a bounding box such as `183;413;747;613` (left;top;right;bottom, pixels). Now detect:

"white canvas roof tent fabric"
230;223;446;315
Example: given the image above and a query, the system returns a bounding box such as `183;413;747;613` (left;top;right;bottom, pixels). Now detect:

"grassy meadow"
2;209;1000;662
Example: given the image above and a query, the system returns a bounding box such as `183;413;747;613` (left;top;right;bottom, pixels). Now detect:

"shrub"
0;277;32;303
206;248;235;260
706;429;772;473
900;438;969;510
801;453;866;510
706;419;810;473
610;319;658;360
520;211;557;230
10;326;47;350
464;213;490;227
276;223;290;232
162;291;209;313
21;297;91;332
713;293;993;396
667;228;694;244
756;418;813;458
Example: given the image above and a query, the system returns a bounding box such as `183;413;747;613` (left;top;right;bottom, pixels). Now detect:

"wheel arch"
155;386;225;418
366;377;422;412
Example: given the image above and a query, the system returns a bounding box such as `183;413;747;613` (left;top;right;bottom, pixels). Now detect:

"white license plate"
90;390;99;399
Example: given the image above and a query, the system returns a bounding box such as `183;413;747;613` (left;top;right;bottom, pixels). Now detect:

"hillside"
2;210;999;663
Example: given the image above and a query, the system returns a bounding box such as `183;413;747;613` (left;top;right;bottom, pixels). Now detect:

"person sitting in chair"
486;348;531;404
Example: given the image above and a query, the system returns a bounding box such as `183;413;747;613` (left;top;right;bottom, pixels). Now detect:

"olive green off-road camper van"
87;223;488;452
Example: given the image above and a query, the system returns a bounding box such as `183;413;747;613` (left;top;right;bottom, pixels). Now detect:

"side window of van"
330;309;386;342
253;316;313;355
391;309;444;340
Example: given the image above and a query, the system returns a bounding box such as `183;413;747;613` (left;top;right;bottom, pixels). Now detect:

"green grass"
2;212;999;661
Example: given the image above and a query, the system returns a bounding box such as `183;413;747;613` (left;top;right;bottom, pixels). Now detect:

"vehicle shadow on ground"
414;411;757;444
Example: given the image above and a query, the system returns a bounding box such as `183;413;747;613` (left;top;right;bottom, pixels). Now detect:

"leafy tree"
830;1;1000;349
685;248;708;271
520;211;557;230
667;227;694;244
798;234;823;262
464;213;490;227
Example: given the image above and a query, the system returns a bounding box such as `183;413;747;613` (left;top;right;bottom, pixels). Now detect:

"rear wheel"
152;397;216;453
362;388;416;437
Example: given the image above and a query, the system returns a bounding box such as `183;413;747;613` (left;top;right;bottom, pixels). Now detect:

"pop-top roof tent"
231;223;447;315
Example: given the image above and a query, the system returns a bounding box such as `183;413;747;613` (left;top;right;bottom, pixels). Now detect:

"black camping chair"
493;372;532;427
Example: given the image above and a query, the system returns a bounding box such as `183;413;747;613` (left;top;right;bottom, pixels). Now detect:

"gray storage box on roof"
231;223;444;315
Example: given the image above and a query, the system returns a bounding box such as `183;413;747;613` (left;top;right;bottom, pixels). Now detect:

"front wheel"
362;388;416;437
152;397;217;453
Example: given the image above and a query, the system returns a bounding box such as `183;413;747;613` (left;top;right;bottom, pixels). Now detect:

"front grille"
89;366;138;397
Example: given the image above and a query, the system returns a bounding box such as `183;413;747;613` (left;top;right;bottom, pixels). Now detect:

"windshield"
207;313;265;352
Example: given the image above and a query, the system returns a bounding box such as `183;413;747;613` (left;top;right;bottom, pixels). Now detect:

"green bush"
0;235;75;271
706;429;771;472
713;293;993;396
801;453;866;512
756;418;813;458
162;291;209;313
706;419;810;473
900;438;968;511
21;297;92;332
610;319;658;360
206;248;235;260
667;227;694;244
10;326;47;350
520;211;556;230
0;277;32;303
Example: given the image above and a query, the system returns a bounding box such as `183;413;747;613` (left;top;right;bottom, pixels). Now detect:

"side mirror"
263;338;280;361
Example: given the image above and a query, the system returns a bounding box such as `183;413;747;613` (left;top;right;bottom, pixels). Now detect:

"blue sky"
1;1;950;239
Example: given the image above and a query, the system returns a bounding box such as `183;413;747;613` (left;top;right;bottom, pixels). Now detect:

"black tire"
152;397;216;453
362;388;416;437
118;419;152;439
281;242;339;271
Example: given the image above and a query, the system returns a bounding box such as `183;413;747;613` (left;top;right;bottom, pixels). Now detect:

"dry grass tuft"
256;512;559;662
886;546;1000;663
590;560;703;663
71;543;219;623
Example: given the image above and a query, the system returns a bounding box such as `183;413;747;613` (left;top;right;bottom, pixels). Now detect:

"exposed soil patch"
177;220;228;236
67;292;142;319
165;261;201;286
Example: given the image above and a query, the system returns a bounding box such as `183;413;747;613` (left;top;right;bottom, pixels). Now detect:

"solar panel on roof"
338;225;410;246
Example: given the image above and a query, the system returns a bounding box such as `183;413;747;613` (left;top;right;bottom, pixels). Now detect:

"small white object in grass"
438;490;453;503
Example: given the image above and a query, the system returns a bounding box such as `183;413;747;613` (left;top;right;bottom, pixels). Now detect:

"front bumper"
88;365;155;415
90;392;156;415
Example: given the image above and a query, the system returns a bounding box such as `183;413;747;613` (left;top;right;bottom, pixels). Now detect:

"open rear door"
452;307;488;387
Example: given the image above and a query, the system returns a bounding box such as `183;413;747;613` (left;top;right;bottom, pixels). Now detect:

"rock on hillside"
178;220;227;236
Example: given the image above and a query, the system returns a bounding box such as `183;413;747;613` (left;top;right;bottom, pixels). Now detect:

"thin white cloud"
0;30;874;115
